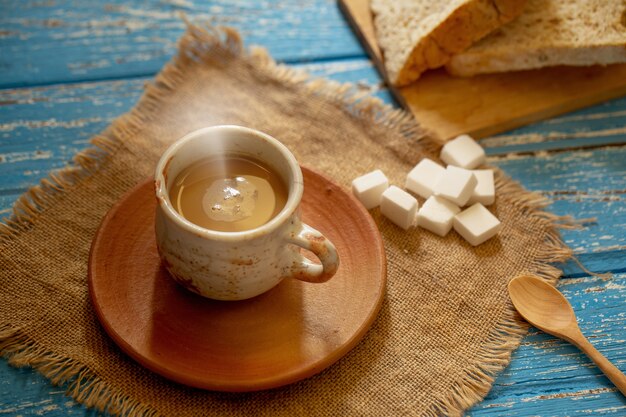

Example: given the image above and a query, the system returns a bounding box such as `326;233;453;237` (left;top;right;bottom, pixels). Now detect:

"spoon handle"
573;334;626;396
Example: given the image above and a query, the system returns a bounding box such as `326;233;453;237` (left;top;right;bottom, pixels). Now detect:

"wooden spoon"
508;274;626;396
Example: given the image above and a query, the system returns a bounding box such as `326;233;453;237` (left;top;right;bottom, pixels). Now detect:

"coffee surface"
168;155;287;232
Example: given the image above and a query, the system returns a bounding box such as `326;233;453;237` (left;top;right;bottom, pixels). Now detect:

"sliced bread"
446;0;626;76
370;0;527;86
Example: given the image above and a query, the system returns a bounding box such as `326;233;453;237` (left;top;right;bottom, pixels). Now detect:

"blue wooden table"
1;1;625;415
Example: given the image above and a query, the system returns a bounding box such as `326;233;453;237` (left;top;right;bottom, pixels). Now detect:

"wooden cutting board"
338;0;626;140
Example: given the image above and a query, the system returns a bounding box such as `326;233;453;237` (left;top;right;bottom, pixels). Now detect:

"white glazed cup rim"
154;125;304;242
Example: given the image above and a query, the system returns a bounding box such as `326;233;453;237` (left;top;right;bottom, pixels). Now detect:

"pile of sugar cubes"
352;134;501;246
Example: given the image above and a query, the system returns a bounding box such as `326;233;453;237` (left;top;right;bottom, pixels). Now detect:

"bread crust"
372;0;527;86
446;0;626;77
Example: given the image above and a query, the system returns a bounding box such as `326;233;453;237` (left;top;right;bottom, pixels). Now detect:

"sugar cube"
416;196;461;237
381;186;418;230
440;134;486;169
434;165;477;206
453;203;501;246
467;169;495;206
352;169;389;209
405;158;446;199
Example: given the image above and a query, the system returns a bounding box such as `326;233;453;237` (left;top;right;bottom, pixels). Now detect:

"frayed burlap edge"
0;23;573;417
0;324;159;417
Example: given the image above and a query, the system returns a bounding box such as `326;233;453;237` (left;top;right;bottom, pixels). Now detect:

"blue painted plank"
561;251;626;278
491;146;626;275
0;0;363;88
482;96;626;155
0;79;146;194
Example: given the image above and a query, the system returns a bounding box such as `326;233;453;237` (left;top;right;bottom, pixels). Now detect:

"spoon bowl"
508;274;576;335
508;274;626;397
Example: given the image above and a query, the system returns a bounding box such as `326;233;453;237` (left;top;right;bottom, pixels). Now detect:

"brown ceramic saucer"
88;166;386;392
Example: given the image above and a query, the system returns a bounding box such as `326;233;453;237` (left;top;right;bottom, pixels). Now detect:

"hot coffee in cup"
154;125;339;301
168;155;288;233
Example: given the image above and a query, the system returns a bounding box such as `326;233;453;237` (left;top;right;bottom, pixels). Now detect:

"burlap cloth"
0;26;573;416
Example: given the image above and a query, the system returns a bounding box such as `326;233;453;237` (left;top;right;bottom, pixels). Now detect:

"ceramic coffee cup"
154;125;339;301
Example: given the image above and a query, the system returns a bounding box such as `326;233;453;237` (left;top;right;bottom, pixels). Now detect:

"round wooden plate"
88;166;386;392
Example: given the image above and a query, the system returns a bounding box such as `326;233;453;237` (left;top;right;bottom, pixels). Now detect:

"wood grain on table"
1;1;625;416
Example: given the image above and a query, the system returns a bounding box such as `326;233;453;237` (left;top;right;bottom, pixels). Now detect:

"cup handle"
285;223;339;283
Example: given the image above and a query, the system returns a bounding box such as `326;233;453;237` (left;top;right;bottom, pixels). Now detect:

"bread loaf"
446;0;626;76
370;0;527;86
